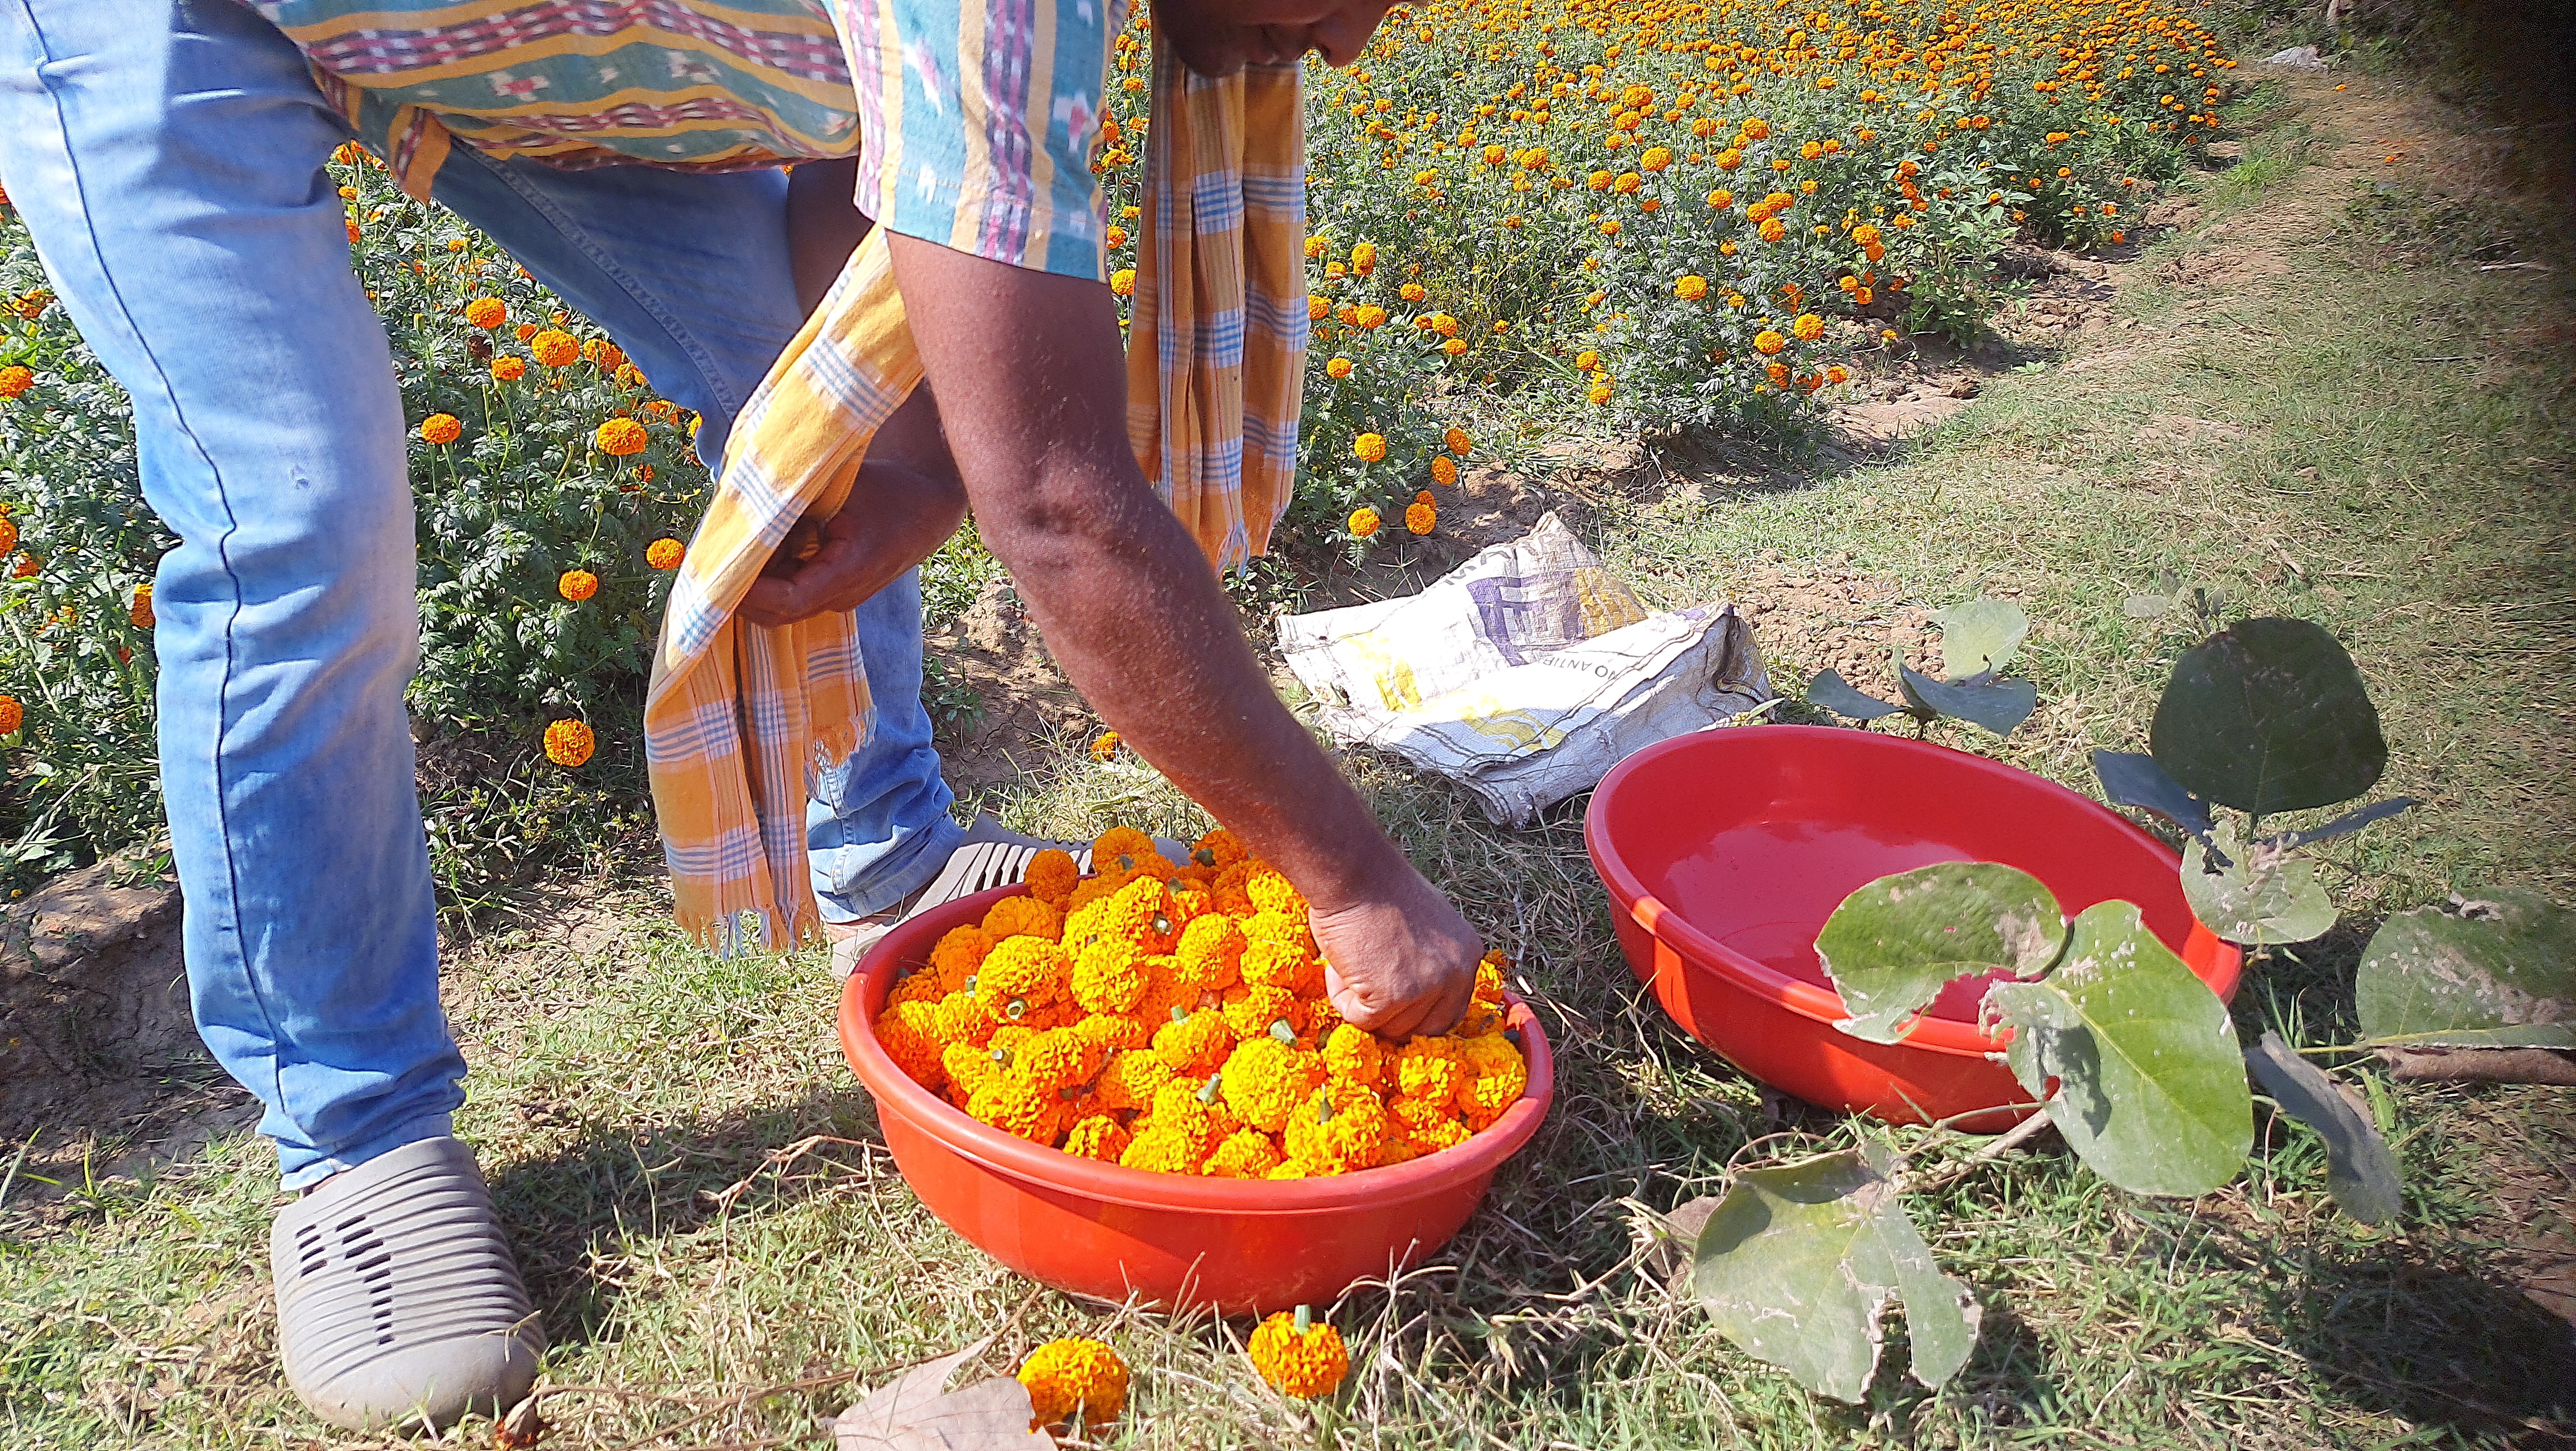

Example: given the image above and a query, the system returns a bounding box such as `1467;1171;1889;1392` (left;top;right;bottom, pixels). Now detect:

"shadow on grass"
2281;1248;2576;1442
485;1083;889;1350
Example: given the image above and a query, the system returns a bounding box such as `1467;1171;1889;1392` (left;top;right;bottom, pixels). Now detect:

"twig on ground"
701;1134;878;1213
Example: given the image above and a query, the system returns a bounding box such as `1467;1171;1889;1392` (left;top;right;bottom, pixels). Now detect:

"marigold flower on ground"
0;694;21;736
543;718;594;767
595;417;648;456
1352;432;1388;464
1250;1308;1350;1399
645;537;685;570
419;413;461;445
1091;729;1120;760
1405;502;1436;535
464;296;506;329
558;569;599;601
1349;507;1381;537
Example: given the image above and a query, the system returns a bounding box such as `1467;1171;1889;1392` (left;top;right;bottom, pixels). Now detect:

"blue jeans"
0;0;960;1189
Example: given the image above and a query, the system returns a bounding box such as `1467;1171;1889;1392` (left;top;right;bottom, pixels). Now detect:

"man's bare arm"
887;234;1477;1038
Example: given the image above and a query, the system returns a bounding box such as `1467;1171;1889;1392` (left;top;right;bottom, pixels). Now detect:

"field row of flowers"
1;0;2228;889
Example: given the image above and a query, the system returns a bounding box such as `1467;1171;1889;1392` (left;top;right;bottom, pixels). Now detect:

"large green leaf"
1897;664;2038;737
1806;669;1909;722
2149;617;2387;816
1982;902;2253;1196
2179;824;2338;947
2243;1030;2402;1225
1689;1141;1980;1401
1930;597;2029;680
1816;863;2066;1043
2354;890;2575;1048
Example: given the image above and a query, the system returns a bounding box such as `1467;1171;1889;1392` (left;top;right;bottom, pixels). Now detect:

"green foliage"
2149;616;2388;820
1806;594;2037;737
2353;889;2576;1048
2243;1029;2402;1225
1685;1140;1980;1401
2179;821;2337;946
1983;901;2255;1197
1813;861;2063;1043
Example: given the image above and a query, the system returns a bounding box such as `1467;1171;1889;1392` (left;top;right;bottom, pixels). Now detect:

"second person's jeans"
0;0;963;1190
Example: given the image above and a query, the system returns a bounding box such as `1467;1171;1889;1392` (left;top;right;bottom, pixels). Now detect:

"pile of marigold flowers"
876;825;1525;1179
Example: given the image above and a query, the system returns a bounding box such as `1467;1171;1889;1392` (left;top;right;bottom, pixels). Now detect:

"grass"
7;58;2575;1451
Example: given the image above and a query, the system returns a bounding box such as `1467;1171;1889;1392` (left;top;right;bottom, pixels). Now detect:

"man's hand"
1310;864;1482;1039
735;393;967;628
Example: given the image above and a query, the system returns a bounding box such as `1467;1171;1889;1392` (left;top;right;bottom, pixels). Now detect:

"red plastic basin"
837;884;1555;1313
1584;726;2240;1126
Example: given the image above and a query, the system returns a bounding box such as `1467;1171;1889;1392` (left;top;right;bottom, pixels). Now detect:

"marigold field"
0;0;2226;892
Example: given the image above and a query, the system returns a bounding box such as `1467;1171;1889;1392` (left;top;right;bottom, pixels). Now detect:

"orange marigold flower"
1307;294;1329;321
1792;312;1826;342
0;364;36;398
464;296;506;329
1431;455;1458;486
419;413;462;445
1353;432;1388;464
1641;145;1674;171
129;583;155;630
595;417;649;456
1249;1308;1349;1399
645;537;685;571
1399;282;1427;301
1613;172;1642;194
1675;274;1709;300
558;569;599;601
1110;267;1136;296
543;718;595;767
1444;427;1471;455
530;329;580;367
491;355;526;382
1349;507;1382;538
0;694;20;736
1598;217;1621;236
1754;330;1788;356
1092;730;1121;761
1405;501;1436;535
1354;304;1388;329
0;517;14;554
1325;356;1355;379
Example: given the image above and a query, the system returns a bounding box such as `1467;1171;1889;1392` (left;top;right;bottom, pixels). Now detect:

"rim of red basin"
838;882;1556;1215
1585;725;2217;1058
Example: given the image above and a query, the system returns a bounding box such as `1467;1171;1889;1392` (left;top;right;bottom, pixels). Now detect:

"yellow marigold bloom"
463;296;506;329
1399;282;1427;302
1061;1114;1133;1164
1641;145;1674;171
1325;356;1354;379
1353;432;1388;464
1587;383;1613;406
1322;1022;1385;1089
1348;507;1381;537
543;718;595;768
1792;312;1826;342
0;694;20;737
1304;236;1328;259
129;583;154;630
1307;294;1329;321
0;517;14;555
1598;218;1621;236
978;935;1071;1023
645;537;685;571
1222;1036;1329;1132
1091;729;1121;760
1026;847;1081;904
967;1074;1058;1142
1714;148;1743;170
983;894;1063;942
1249;1311;1349;1398
1405;501;1436;535
558;569;599;602
491;355;526;382
1759;216;1788;242
419;413;462;446
1284;1080;1389;1175
1119;1122;1206;1174
1349;241;1376;274
595;417;649;456
1612;172;1642;194
1072;937;1150;1015
1754;330;1788;356
1109;268;1136;296
1800;140;1823;160
1675;274;1709;300
1443;426;1471;455
1097;1046;1177;1111
1573;349;1599;371
1481;143;1506;165
1741;117;1771;140
1431;455;1458;486
1707;188;1735;208
0;365;26;399
530;329;579;367
1206;1127;1285;1179
1354;304;1388;329
1852;222;1881;247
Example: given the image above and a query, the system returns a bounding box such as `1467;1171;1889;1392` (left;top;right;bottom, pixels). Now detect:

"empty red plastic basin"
1584;726;2240;1126
838;884;1555;1312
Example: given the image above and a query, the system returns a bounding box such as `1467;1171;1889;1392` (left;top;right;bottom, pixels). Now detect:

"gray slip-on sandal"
825;816;1193;980
271;1136;543;1432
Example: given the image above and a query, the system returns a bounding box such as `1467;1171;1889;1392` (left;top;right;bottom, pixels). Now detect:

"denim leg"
0;0;460;1188
429;150;961;919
